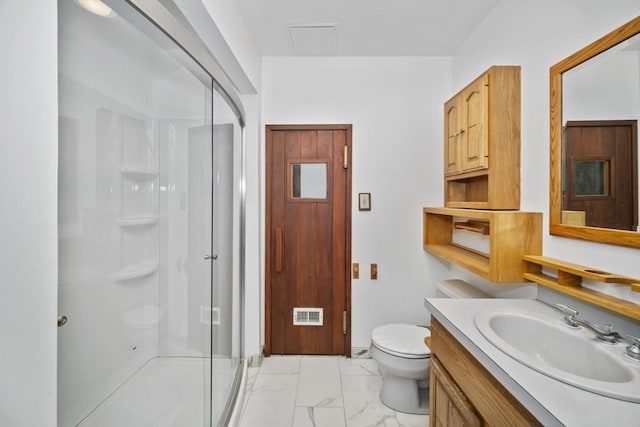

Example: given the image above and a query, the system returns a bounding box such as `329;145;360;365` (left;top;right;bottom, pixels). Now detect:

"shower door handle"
204;254;218;260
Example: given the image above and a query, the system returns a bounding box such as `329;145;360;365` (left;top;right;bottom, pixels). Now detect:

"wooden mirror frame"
550;16;640;248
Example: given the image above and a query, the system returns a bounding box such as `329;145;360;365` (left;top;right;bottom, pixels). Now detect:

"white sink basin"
474;308;640;402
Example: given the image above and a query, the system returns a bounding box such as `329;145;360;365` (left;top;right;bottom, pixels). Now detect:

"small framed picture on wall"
358;193;371;211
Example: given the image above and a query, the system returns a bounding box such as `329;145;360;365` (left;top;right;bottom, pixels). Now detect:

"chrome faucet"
552;303;620;343
552;303;640;360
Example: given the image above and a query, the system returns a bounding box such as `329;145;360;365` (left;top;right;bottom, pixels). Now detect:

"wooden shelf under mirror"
549;16;640;248
524;255;640;321
423;207;541;282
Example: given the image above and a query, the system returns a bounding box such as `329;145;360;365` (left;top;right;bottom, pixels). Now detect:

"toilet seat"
371;324;431;359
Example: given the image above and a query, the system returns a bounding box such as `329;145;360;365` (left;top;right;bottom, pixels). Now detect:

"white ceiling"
222;0;503;56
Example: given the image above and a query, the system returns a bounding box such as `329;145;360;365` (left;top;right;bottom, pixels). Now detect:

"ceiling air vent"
293;307;324;326
288;25;337;56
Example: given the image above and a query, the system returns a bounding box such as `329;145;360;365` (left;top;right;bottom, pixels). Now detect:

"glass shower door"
57;0;220;425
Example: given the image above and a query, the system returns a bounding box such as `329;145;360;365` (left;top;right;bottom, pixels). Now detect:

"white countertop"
425;298;640;427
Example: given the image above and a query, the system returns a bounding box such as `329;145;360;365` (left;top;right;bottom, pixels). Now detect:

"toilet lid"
371;324;431;359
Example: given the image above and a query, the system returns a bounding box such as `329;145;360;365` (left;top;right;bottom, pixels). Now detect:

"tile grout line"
338;358;348;427
291;356;303;427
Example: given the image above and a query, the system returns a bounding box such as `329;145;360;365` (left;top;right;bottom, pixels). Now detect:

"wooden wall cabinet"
423;207;541;282
444;66;521;209
429;318;542;427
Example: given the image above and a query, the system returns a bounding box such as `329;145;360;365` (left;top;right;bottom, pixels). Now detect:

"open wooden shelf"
423;207;542;282
424;243;490;278
524;255;640;320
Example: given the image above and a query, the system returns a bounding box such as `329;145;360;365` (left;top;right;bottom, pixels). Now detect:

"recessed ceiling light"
74;0;117;18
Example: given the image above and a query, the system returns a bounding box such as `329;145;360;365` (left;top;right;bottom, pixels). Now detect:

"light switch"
371;263;378;280
352;263;359;279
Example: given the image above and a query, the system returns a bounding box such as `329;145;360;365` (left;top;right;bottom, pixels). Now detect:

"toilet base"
380;375;430;415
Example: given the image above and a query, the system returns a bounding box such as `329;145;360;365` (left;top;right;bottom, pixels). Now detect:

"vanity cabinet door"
431;357;483;427
430;318;542;427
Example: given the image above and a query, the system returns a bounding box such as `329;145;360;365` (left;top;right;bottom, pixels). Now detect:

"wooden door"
265;125;352;355
461;74;488;172
563;120;637;231
444;97;461;175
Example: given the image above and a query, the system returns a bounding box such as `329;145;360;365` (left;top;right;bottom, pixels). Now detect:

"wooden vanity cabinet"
429;318;542;427
444;66;521;209
431;358;482;427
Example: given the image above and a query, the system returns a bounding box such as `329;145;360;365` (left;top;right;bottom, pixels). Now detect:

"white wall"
200;0;262;93
0;1;58;425
452;0;640;305
261;57;453;347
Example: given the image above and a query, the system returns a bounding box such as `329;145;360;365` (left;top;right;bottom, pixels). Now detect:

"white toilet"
370;279;489;414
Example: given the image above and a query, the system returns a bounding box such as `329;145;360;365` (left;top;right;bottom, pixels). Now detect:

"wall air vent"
293;307;323;326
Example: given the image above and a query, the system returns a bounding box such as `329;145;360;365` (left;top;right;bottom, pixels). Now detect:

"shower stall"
57;1;245;425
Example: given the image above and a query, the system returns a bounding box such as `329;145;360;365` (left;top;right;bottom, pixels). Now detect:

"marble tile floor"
238;356;429;427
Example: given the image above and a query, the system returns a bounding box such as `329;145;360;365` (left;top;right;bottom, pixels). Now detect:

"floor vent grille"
293;307;323;326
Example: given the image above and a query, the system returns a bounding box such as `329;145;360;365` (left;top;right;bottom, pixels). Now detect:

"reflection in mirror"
562;120;637;230
550;16;640;248
561;33;639;231
291;162;327;199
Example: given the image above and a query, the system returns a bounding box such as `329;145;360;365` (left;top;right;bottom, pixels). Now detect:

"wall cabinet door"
444;74;489;176
444;97;462;175
460;74;488;171
430;357;483;427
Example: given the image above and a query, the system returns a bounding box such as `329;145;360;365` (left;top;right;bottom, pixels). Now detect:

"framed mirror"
550;16;640;248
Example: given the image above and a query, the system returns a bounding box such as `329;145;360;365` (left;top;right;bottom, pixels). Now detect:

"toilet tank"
435;279;489;298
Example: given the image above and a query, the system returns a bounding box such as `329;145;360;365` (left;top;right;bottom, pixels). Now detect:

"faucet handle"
553;303;578;317
552;303;580;328
625;335;640;361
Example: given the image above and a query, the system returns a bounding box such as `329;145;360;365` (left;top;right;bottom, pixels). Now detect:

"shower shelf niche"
118;217;158;228
116;262;158;282
120;166;159;179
